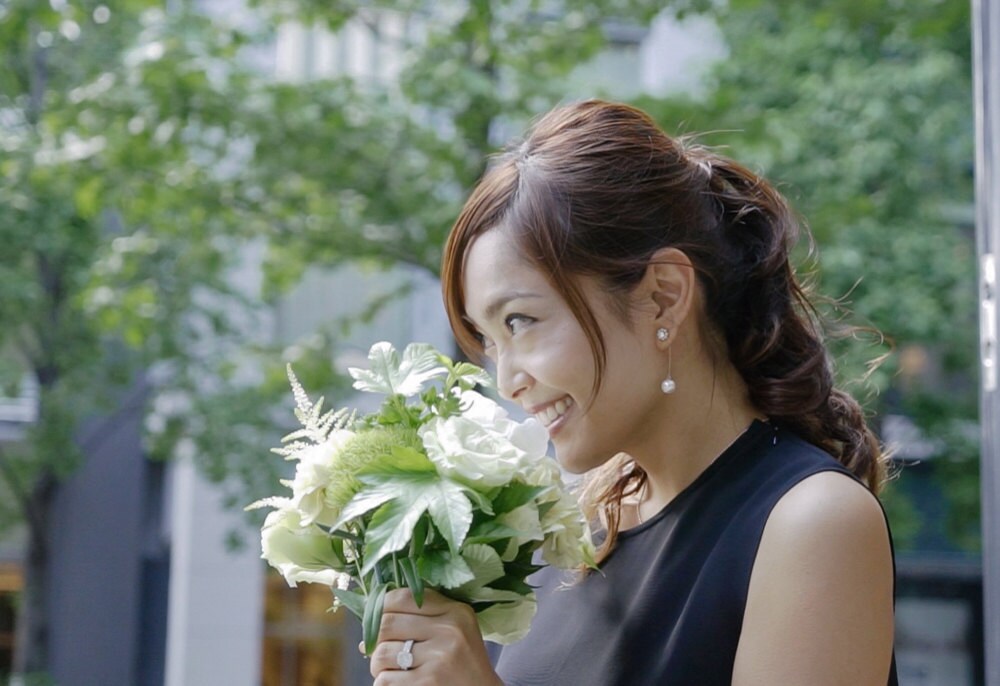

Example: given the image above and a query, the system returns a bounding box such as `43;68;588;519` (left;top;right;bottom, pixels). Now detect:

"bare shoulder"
732;470;895;686
751;470;894;600
766;470;891;551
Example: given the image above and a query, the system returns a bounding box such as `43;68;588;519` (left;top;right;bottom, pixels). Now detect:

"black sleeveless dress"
495;420;899;686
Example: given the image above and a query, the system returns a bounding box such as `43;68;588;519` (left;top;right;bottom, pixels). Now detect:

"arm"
368;588;505;686
732;471;895;686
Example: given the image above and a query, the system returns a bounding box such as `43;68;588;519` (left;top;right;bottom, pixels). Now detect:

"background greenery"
639;0;978;550
0;0;976;676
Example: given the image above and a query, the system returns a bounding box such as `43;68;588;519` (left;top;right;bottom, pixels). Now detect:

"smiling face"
462;228;668;474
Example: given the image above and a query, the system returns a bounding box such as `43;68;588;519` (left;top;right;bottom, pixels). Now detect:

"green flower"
324;425;425;511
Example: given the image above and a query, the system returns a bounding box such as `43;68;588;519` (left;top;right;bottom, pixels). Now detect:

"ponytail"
698;150;887;491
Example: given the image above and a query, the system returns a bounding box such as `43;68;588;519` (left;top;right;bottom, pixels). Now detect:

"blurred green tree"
0;0;296;675
638;0;977;550
0;0;705;676
0;0;977;678
242;0;707;286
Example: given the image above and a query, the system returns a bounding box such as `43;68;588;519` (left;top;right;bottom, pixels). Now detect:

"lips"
532;397;574;427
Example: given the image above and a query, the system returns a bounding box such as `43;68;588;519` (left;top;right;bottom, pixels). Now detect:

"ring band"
396;639;414;670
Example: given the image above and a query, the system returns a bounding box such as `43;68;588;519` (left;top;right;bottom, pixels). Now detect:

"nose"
495;347;532;402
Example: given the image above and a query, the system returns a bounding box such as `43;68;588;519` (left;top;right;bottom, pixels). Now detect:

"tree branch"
0;447;43;541
26;22;48;126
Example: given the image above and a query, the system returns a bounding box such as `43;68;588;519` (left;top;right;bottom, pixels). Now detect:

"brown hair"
441;100;889;562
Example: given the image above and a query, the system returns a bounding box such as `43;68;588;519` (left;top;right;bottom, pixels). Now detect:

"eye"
504;313;534;335
472;330;496;355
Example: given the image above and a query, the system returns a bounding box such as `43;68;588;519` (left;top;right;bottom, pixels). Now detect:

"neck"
631;360;763;519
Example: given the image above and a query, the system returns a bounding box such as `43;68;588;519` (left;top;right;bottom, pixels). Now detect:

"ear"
638;247;696;333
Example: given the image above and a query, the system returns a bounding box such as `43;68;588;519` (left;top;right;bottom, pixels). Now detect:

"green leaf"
359;473;476;573
459;485;495;516
333;588;366;619
427;480;474;552
329;528;363;545
458;544;505;589
363;498;425;574
485;574;538;596
398;556;425;607
360;476;438;573
501;542;546;582
492;483;548;515
348;341;447;396
460;586;528;604
333;487;397;530
447;361;493;390
465;521;523;545
410;515;429;558
417;549;475;589
363;582;389;656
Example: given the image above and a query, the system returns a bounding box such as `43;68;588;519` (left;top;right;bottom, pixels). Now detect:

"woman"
367;100;899;685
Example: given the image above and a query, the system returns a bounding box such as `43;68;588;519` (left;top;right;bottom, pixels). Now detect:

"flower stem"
352;538;369;596
391;552;401;588
390;394;417;428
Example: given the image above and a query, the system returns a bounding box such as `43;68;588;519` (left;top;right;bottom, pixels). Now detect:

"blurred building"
0;376;36;677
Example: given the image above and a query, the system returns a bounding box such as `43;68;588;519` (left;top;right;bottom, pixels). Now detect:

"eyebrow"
481;291;543;322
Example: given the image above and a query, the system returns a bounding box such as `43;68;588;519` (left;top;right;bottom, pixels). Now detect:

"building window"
0;563;21;677
262;570;351;686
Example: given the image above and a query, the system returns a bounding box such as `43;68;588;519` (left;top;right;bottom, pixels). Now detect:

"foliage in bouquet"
248;341;595;653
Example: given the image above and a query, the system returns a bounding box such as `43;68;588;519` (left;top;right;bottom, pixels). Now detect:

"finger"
383;586;450;615
374;672;410;686
369;639;421;679
377;608;441;643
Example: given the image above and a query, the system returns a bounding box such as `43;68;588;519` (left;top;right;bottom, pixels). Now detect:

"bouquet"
248;341;595;654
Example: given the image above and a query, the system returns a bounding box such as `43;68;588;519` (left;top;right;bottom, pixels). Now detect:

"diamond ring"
396;639;415;671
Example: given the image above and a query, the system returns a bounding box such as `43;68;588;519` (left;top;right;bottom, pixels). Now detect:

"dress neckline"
618;419;774;538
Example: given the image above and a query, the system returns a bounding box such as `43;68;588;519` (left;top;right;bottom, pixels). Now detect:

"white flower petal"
260;507;344;587
476;596;538;644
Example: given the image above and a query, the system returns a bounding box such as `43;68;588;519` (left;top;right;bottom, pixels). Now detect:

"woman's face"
462;229;667;473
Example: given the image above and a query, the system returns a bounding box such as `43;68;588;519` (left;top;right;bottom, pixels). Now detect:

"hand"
364;588;503;686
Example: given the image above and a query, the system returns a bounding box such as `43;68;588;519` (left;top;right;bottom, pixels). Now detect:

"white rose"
497;502;545;561
539;490;596;569
287;429;354;526
520;455;562;488
418;391;550;489
419;414;524;487
541;523;595;569
459;390;550;458
260;507;350;588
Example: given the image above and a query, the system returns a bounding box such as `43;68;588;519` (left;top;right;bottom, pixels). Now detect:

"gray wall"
973;0;1000;682
46;380;167;686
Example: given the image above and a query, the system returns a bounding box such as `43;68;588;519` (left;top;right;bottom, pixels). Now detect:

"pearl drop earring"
661;375;676;395
657;328;676;394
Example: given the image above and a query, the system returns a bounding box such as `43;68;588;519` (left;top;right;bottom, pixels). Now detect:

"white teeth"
535;397;573;427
